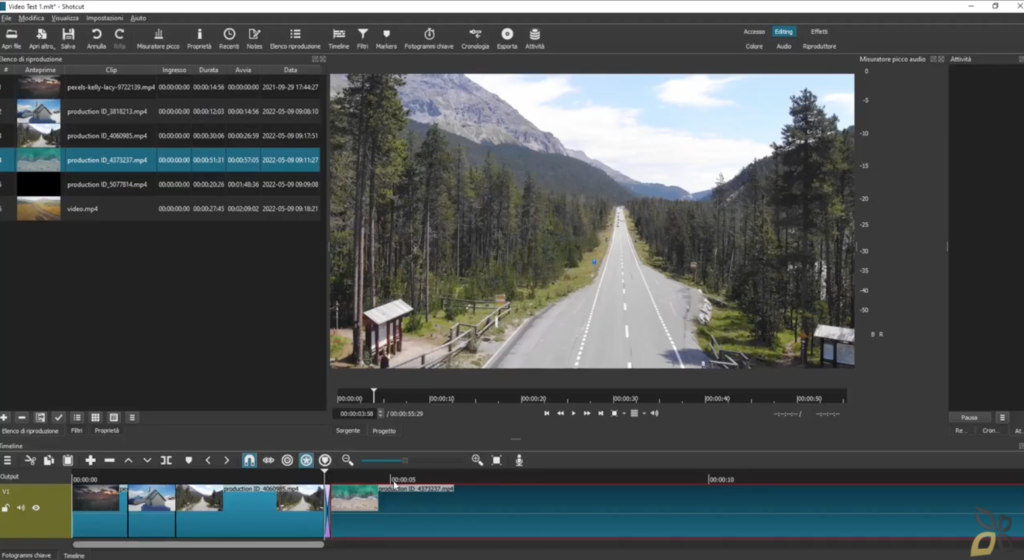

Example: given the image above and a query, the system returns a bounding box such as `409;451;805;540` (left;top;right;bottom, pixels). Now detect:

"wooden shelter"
363;299;414;362
813;325;855;368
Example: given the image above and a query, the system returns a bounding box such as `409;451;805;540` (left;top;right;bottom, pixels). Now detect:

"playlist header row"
1;65;323;76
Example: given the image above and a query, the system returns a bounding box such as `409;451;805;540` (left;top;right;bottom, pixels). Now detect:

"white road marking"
623;213;685;369
625;325;629;338
624;303;627;311
627;362;632;369
576;214;615;369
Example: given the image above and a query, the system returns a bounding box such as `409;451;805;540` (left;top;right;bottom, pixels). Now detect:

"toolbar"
0;452;530;469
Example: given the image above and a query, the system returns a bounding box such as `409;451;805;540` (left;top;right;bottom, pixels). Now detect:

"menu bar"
0;1;1016;14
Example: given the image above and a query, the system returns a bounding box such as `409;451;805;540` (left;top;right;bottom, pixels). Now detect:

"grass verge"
401;213;618;346
624;208;799;366
505;213;617;323
696;307;785;364
329;332;352;361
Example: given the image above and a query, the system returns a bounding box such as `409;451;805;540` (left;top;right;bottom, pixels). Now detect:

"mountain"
405;121;633;203
332;74;570;156
565;149;634;183
625;182;693;201
332;74;690;201
566;148;692;201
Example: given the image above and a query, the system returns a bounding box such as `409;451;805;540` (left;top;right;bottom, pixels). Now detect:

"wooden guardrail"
390;302;512;369
705;334;750;369
440;296;507;315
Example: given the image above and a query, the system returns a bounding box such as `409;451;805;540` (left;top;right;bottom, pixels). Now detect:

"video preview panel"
328;74;855;370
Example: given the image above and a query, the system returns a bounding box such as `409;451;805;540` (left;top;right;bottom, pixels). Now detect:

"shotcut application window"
0;2;1016;560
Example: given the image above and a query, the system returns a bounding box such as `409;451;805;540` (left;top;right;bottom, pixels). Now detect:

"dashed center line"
625;325;629;338
623;303;627;311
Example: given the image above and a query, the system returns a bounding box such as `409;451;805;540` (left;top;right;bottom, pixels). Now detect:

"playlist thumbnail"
277;485;325;511
17;197;60;221
176;485;224;512
73;484;120;511
17;123;60;148
128;484;176;512
18;75;61;98
330;485;378;512
17;99;60;124
17;148;61;172
329;74;855;370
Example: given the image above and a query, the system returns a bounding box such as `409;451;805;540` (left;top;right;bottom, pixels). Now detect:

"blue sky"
466;74;854;194
128;484;174;498
17;99;60;112
188;485;223;496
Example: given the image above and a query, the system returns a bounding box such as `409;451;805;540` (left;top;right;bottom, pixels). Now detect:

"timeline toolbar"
1;452;529;469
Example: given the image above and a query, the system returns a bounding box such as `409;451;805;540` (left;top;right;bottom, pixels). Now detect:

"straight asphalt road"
492;206;709;369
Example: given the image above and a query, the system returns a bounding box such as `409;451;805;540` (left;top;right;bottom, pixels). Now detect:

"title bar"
0;1;1015;14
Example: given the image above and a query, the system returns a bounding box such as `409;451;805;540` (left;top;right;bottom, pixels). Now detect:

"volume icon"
529;28;540;40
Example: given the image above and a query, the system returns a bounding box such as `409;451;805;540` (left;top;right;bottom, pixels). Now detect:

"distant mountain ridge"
566;148;694;201
331;74;694;201
405;121;634;204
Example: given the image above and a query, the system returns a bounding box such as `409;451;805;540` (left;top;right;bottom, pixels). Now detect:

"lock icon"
2;504;8;512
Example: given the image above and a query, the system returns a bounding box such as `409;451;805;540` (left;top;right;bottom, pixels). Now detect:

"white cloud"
468;74;575;109
656;75;743;108
465;74;771;193
822;93;855;116
190;485;220;495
